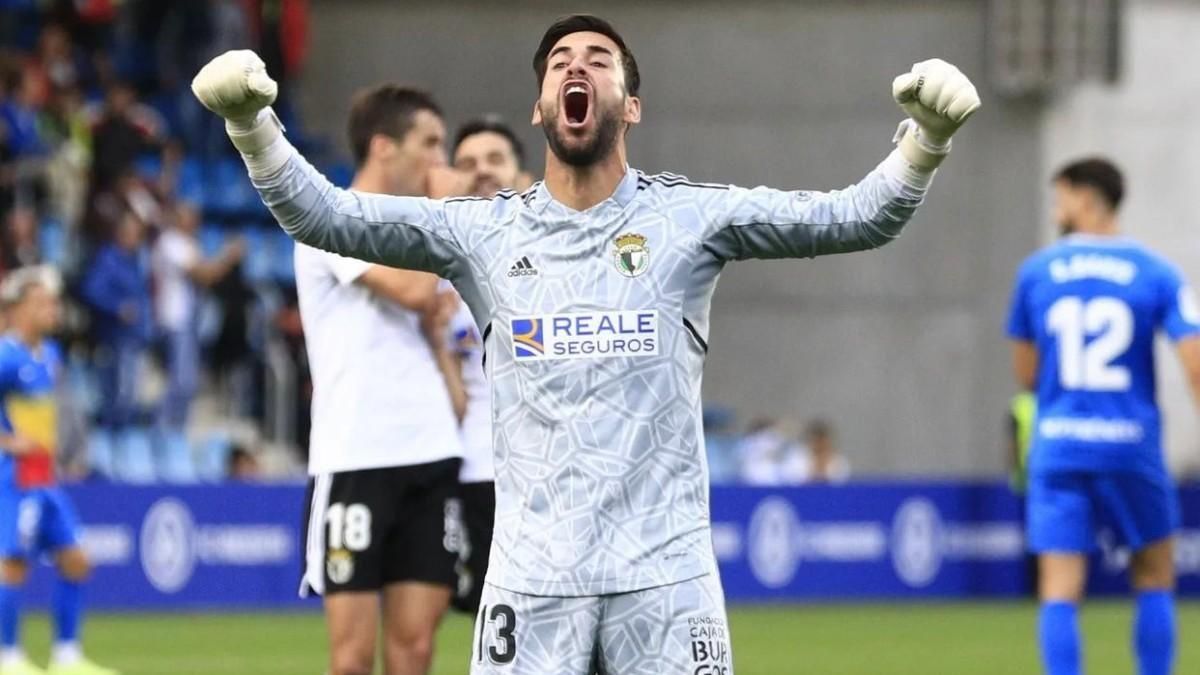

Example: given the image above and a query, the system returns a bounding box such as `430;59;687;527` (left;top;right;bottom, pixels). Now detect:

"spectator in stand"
22;23;87;105
152;201;244;481
273;285;310;459
210;251;257;420
798;418;851;484
79;208;153;482
251;0;309;106
0;66;46;160
702;405;740;484
738;417;808;486
226;445;260;481
83;168;164;258
2;204;39;270
88;81;162;193
41;85;91;239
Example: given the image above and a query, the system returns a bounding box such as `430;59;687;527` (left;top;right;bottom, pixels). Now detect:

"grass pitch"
12;601;1197;673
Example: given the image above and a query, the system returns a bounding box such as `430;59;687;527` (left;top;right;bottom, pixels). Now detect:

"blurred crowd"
705;409;851;486
0;0;311;484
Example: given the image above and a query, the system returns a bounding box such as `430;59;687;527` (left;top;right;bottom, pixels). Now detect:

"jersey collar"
1062;233;1137;247
528;167;640;218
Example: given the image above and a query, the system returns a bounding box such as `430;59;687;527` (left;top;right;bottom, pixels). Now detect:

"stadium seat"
134;153;163;184
112;428;157;484
208;158;267;218
198;223;227;257
195;434;234;482
238;227;271;283
176;157;207;207
86;429;116;481
268;228;296;282
156;429;199;484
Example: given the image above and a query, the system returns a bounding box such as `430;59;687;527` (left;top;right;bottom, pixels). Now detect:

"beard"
470;173;503;197
1058;218;1077;237
540;101;622;167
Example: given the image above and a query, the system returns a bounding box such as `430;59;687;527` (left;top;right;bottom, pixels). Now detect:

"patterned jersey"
1006;234;1200;476
246;135;934;596
0;336;61;490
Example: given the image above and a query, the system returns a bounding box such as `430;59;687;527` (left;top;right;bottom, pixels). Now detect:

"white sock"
1;647;26;666
52;641;81;666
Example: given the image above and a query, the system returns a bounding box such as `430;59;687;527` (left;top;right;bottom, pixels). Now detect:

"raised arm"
191;50;468;277
705;59;980;261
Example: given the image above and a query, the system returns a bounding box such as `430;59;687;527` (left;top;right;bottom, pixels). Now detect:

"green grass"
12;601;1199;674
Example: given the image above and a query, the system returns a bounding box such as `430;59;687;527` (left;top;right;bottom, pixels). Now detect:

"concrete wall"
300;0;1045;475
1042;0;1200;475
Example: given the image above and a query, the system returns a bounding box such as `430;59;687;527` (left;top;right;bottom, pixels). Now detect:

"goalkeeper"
192;14;980;674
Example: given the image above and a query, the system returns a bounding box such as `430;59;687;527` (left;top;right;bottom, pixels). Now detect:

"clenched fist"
191;49;278;125
891;58;981;168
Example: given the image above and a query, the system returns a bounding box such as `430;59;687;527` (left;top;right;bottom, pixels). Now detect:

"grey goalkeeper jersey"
246;134;935;596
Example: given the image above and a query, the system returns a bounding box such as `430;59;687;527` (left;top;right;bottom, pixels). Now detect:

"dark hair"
1054;158;1124;210
533;14;640;97
454;115;525;165
806;418;833;440
347;84;442;168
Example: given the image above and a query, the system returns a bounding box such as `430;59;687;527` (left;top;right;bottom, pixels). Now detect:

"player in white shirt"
443;117;529;613
295;85;470;675
194;14;980;673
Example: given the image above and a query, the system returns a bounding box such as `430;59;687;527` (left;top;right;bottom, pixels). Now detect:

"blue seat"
208;158;266;218
238;227;271;283
134;153;163;184
176;157;207;207
198;224;227;257
269;228;296;281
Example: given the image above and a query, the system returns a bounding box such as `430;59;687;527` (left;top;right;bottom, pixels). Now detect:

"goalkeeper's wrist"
225;107;283;156
894;119;951;170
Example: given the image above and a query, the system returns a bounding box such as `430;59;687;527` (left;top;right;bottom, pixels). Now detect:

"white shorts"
469;573;732;674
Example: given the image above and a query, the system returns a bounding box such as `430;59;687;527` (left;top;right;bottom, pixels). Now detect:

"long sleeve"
241;133;471;278
702;148;935;262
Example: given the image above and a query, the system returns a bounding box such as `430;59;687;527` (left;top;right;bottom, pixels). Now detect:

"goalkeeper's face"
533;31;641;167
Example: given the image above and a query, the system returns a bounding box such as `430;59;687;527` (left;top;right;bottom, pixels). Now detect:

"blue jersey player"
1006;158;1200;675
0;267;117;675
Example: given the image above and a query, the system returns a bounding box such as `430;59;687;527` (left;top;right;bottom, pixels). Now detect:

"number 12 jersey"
1006;234;1200;476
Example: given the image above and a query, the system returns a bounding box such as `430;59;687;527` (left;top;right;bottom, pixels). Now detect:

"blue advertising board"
13;482;1200;609
710;483;1029;601
25;484;316;610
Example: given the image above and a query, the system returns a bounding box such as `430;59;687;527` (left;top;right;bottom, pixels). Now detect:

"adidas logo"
507;256;539;278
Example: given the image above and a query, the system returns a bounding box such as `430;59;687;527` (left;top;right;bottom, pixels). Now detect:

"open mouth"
562;81;591;128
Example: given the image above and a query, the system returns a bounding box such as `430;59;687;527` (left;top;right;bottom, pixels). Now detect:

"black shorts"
302;458;463;595
452;480;495;613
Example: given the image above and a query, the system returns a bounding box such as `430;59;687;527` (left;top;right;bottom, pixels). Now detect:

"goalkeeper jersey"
246;136;934;596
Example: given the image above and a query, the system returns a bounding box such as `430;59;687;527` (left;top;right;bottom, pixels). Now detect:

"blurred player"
452;115;532;197
442;117;528;613
0;267;117;675
1006;158;1200;675
294;86;468;675
193;15;979;673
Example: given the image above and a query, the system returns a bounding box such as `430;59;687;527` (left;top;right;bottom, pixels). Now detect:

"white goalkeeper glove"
891;58;981;169
191;50;282;156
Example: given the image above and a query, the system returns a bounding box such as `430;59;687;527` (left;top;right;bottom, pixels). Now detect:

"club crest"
613;233;650;278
